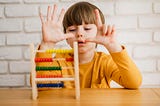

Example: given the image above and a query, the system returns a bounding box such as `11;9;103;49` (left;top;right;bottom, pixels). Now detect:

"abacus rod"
34;57;74;62
35;77;75;82
35;49;73;53
35;66;74;71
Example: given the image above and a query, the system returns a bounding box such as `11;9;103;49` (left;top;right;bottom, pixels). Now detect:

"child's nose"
77;34;83;38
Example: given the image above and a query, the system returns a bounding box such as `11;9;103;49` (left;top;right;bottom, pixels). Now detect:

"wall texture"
0;0;160;88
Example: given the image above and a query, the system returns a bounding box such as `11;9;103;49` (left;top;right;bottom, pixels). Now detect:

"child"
38;1;142;88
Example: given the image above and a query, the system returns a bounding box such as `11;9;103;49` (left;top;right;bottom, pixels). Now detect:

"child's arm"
39;4;74;50
86;9;122;53
86;9;142;88
105;47;142;89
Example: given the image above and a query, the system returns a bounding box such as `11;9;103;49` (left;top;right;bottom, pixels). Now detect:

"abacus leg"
32;81;38;100
30;43;38;100
74;42;80;99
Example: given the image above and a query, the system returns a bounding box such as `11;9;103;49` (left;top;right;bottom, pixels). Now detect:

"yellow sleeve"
106;46;142;89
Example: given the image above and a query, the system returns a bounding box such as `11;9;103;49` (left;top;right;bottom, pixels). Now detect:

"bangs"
65;5;96;26
63;2;105;33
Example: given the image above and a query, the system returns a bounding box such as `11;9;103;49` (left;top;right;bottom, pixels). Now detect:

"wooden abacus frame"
30;42;80;100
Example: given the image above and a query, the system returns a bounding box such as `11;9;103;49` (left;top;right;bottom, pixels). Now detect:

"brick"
142;73;160;86
5;5;38;17
58;2;74;10
0;47;22;60
0;61;8;74
0;6;4;18
133;46;160;59
26;74;31;87
124;45;133;57
24;18;41;32
139;16;160;28
93;2;114;15
117;31;152;44
40;3;71;15
9;61;31;73
60;0;74;1
107;16;137;29
24;0;58;3
0;0;20;3
154;3;160;13
24;47;30;60
116;2;152;15
0;34;5;46
0;75;24;86
0;19;22;32
154;32;160;42
7;33;41;45
158;60;160;71
134;60;156;72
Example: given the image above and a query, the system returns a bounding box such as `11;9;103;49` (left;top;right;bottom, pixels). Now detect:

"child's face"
66;23;97;54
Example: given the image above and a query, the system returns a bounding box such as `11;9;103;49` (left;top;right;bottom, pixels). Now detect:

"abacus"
30;42;80;100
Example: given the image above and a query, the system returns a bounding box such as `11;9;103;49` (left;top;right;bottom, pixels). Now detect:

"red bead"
66;58;74;61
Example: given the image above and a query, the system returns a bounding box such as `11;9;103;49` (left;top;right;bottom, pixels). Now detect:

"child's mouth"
78;41;86;46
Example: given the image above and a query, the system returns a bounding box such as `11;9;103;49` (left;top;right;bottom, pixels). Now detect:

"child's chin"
78;48;87;54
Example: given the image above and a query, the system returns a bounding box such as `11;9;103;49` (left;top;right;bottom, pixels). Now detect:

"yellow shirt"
35;47;142;89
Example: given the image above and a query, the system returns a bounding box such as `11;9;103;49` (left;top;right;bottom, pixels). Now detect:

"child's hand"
39;4;74;44
86;9;122;53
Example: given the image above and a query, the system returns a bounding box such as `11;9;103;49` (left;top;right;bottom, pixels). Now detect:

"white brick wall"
0;0;160;88
133;46;160;59
0;61;8;74
0;0;20;3
24;18;41;32
5;5;38;17
7;33;41;45
0;34;5;46
9;61;31;73
0;47;22;60
107;16;137;29
0;19;22;32
154;32;160;42
0;6;4;18
154;2;160;13
0;75;25;86
115;2;152;15
139;16;160;28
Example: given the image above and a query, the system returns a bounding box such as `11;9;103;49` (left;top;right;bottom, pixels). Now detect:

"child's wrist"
105;43;122;53
39;41;55;50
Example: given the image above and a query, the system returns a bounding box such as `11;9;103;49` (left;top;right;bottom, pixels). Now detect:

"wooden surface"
0;88;160;106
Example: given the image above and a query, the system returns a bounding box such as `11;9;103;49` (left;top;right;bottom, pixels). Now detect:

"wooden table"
0;88;160;106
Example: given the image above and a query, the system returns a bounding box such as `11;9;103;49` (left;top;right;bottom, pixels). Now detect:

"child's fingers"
58;33;75;41
47;6;52;21
107;25;112;36
102;25;107;36
39;12;45;24
65;33;75;39
111;25;116;35
85;37;97;43
105;25;111;36
51;4;57;21
58;9;65;24
95;9;102;27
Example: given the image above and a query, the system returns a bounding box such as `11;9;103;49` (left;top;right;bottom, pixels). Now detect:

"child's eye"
84;28;91;30
69;29;76;32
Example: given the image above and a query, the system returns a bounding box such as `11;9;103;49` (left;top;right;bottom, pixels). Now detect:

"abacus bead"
66;58;73;61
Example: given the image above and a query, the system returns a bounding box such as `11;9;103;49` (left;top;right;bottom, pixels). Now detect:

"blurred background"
0;0;160;88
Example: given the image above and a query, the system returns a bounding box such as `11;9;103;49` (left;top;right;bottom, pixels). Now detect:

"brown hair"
63;1;105;33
